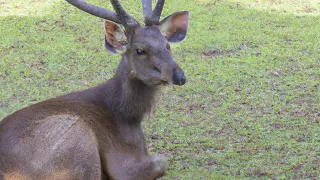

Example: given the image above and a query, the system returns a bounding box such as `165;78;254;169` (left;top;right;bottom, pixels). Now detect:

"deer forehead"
132;26;167;45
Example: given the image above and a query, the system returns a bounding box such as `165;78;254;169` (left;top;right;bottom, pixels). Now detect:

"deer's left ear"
158;11;190;43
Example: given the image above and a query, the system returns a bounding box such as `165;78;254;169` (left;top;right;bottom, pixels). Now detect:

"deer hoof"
151;154;168;174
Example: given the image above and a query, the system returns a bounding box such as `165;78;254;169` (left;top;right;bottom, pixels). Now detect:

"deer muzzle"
172;68;186;85
161;65;186;86
156;56;186;86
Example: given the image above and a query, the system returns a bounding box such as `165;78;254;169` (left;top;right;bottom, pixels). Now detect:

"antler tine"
141;0;152;18
144;0;165;25
110;0;138;27
65;0;121;24
151;0;165;21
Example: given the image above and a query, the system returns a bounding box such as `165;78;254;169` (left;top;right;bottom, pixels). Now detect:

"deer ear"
104;21;128;54
158;11;190;43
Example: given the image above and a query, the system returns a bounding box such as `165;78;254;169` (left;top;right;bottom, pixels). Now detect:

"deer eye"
166;44;171;50
136;49;145;55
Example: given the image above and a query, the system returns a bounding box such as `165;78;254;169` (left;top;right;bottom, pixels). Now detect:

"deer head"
66;0;189;86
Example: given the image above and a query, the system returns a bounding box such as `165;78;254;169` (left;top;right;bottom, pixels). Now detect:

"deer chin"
158;73;172;86
145;68;170;86
135;70;168;86
161;80;170;85
150;74;170;86
160;73;175;85
142;79;166;86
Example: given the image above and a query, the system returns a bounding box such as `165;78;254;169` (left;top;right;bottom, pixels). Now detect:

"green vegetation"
1;0;319;179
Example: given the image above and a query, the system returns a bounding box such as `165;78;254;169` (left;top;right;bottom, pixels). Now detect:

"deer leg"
125;154;168;180
103;154;168;180
149;154;168;179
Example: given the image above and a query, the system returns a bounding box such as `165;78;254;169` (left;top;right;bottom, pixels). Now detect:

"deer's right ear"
104;21;128;54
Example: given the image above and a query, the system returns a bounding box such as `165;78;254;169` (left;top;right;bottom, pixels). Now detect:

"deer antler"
110;0;138;27
141;0;152;19
66;0;138;28
65;0;120;23
142;0;165;25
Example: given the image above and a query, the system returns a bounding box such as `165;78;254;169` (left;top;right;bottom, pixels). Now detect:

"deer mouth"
153;66;167;82
153;66;161;74
153;67;176;85
152;65;186;86
161;80;170;85
163;67;186;86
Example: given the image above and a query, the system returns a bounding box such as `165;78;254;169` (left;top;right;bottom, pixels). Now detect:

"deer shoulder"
0;0;189;179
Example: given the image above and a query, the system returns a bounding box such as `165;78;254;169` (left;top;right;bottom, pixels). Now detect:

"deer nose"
172;70;186;86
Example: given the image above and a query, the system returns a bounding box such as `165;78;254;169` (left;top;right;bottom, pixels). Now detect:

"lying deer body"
0;0;189;179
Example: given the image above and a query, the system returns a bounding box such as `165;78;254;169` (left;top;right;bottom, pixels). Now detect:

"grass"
1;0;319;179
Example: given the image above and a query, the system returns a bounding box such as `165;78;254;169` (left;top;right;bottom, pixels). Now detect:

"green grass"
1;0;319;179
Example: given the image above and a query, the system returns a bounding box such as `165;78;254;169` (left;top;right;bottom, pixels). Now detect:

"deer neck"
102;56;159;124
62;56;159;124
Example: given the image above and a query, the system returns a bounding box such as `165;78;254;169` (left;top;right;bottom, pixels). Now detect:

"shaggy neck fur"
63;56;159;124
100;56;158;124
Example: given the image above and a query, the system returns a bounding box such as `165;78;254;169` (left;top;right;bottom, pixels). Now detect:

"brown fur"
3;172;27;180
46;170;71;180
0;2;189;180
0;30;176;180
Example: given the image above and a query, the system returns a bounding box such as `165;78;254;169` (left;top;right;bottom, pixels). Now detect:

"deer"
0;0;189;179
